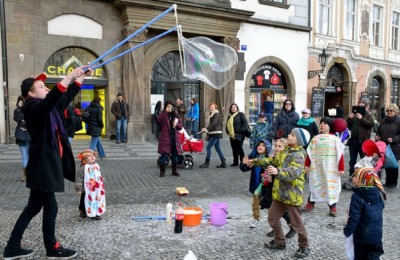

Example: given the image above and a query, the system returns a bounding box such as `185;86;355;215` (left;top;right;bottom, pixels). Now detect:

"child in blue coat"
344;167;386;260
240;139;271;228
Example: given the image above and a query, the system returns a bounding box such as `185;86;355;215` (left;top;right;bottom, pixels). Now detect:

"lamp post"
307;48;329;88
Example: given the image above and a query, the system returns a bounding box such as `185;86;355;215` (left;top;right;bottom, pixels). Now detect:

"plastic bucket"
183;207;203;226
209;202;228;226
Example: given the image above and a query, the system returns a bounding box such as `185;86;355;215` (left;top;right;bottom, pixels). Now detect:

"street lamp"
307;48;329;85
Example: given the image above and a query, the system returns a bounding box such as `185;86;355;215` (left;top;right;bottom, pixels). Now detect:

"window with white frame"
318;0;331;35
391;78;399;105
344;0;357;40
392;12;400;50
372;5;383;46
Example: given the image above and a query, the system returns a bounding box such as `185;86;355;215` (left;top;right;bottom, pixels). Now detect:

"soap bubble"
180;36;238;90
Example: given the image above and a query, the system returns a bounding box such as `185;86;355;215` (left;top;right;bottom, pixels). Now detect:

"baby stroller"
156;129;204;170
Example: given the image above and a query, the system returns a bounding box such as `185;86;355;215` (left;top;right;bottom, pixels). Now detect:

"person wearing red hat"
3;67;92;260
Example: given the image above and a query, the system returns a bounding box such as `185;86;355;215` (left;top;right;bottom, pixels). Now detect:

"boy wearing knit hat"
76;149;106;221
344;168;385;259
303;117;345;217
248;128;311;258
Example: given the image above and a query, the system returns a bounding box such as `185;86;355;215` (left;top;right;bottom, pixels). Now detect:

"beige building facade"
308;0;400;120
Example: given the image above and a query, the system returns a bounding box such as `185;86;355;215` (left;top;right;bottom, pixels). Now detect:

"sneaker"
285;228;296;238
329;207;337;217
267;230;275;237
46;242;77;259
249;219;261;228
3;247;34;260
301;202;314;213
264;240;286;250
295;247;310;258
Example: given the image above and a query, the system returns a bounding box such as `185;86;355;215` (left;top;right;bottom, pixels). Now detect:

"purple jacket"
157;110;182;155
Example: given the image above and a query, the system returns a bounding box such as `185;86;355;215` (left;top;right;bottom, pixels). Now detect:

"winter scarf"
227;111;239;138
297;117;315;127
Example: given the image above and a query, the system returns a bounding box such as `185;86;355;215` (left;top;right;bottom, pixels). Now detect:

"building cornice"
248;17;311;32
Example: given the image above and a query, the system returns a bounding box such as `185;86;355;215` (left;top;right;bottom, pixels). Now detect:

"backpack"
81;109;90;123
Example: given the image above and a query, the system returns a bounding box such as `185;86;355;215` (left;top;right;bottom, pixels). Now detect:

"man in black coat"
3;66;92;260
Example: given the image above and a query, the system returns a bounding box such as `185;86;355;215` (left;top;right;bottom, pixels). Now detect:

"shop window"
391;78;400;105
249;63;287;125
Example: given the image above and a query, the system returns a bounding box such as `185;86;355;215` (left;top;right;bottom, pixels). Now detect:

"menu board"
311;88;325;117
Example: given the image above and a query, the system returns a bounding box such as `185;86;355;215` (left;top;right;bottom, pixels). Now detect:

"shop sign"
44;47;106;79
250;64;286;89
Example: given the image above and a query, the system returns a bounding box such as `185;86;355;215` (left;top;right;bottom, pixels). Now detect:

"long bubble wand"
86;4;177;69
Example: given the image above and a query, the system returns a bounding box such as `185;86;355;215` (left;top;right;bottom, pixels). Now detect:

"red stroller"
157;130;204;169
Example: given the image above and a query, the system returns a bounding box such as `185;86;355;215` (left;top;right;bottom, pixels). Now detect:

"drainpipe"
0;0;7;144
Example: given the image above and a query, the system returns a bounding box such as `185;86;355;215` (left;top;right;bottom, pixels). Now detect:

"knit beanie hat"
78;149;96;161
320;117;334;132
292;128;311;147
353;167;386;200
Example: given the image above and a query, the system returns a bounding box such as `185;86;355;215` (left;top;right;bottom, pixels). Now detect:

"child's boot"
329;206;337;217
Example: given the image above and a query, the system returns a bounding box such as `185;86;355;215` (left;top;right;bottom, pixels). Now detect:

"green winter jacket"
255;145;306;206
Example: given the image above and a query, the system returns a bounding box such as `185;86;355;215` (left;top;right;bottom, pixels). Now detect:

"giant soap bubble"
180;36;238;90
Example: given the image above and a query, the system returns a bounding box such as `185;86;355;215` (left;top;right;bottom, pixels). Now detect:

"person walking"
13;95;31;182
86;96;106;159
187;98;200;135
296;108;319;143
3;66;91;260
157;101;183;177
375;103;400;188
271;99;300;140
199;103;226;168
226;103;250;166
111;93;130;144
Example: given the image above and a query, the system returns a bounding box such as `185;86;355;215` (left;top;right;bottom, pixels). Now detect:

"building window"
369;77;381;113
392;12;400;50
344;0;357;40
391;78;400;105
372;5;383;46
318;0;331;35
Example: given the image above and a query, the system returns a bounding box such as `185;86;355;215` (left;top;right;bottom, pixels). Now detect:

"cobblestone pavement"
0;138;399;259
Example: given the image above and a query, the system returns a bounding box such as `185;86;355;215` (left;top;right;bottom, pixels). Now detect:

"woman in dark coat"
271;98;300;140
14;95;31;181
375;103;400;188
86;96;106;159
226;103;249;166
157;100;183;177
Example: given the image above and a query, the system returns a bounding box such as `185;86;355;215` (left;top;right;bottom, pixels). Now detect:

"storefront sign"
251;63;286;89
311;88;325;117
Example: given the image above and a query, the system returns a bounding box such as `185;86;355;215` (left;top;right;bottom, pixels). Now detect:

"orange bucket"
183;207;203;226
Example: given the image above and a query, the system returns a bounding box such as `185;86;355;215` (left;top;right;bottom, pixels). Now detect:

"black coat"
86;103;104;137
226;112;249;140
23;83;81;192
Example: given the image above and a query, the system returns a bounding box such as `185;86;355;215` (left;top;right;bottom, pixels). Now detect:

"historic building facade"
1;0;310;142
308;0;400;120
